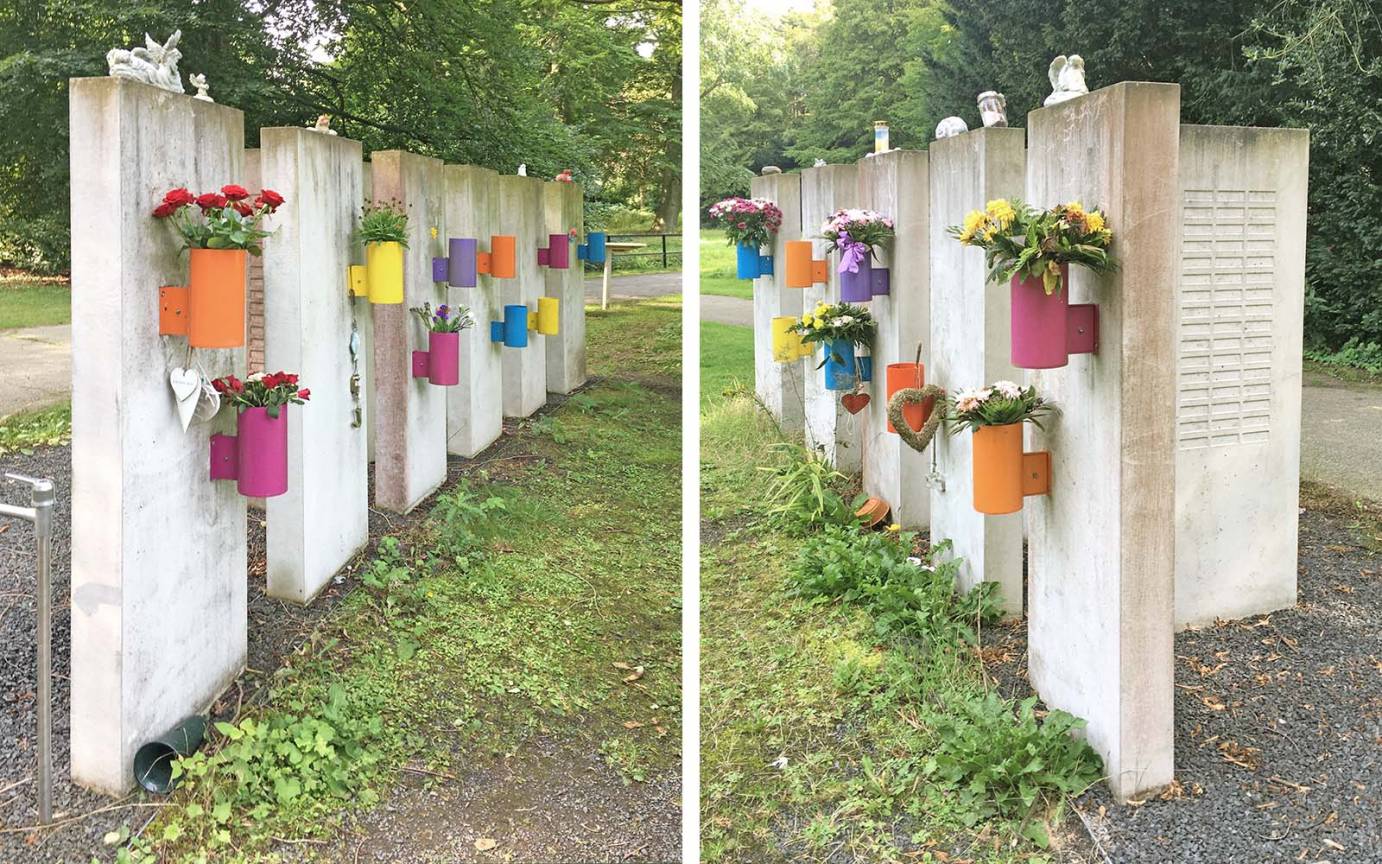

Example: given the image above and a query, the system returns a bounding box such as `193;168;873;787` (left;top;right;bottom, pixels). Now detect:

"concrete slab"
1024;82;1181;802
370;151;448;513
1174;125;1309;628
750;172;805;434
857;150;930;528
496;176;546;418
927;127;1027;616
800;164;861;471
259;127;370;603
443;166;504;458
68;77;247;793
544;181;587;394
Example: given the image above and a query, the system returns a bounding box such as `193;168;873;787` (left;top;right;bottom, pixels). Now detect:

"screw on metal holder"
1;472;56;824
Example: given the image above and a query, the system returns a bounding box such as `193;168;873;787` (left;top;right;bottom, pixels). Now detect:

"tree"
0;0;681;272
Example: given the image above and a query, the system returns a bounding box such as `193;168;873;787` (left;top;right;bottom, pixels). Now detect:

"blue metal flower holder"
576;231;608;265
824;339;856;391
735;242;775;280
489;304;529;348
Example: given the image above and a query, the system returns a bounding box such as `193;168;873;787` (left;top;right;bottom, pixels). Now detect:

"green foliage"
790;527;1001;646
760;442;857;532
922;694;1104;829
1307;338;1382;373
704;0;1382;358
358;200;409;247
0;0;680;272
0;402;70;454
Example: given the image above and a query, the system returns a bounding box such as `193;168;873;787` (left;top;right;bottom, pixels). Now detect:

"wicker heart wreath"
886;385;947;454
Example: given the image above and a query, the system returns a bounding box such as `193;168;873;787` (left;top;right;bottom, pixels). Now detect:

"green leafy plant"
0;403;70;455
359;199;409;247
760;443;858;532
789;300;877;362
921;693;1104;835
790;528;1001;646
950;198;1116;294
410;301;474;333
947;380;1053;433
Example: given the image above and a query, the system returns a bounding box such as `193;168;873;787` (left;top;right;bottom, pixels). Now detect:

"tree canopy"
701;0;1381;357
0;0;681;273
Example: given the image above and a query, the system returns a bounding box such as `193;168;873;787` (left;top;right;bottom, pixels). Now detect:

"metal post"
661;234;668;269
2;472;55;825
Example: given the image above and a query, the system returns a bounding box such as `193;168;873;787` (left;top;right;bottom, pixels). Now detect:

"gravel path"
984;507;1381;864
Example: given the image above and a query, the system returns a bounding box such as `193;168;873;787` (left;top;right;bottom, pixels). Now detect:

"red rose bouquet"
211;371;310;418
153;185;284;255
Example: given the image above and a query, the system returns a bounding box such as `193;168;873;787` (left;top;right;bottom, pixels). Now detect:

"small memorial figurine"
935;116;968;139
1044;54;1089;106
106;31;186;94
190;73;213;102
307;114;337;135
555;168;573;183
977;91;1007;127
517;163;527;176
812;158;827;167
760;165;782;175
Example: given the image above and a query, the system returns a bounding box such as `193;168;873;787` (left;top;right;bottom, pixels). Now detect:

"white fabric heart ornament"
193;371;221;424
169;367;201;432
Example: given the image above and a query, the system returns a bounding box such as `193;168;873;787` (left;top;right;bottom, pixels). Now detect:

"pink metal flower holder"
210;406;289;498
411;331;460;386
1010;265;1098;369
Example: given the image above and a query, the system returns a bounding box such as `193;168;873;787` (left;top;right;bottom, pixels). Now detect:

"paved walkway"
583;272;681;302
0;324;69;418
698;294;1382;503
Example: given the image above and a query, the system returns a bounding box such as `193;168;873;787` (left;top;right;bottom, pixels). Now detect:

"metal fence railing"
581;231;681;272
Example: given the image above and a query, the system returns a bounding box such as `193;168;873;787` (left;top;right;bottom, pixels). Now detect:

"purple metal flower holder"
839;256;873;302
537;234;571;269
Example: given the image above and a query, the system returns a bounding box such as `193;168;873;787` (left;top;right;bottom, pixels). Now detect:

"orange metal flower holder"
159;248;247;348
971;422;1050;515
784;240;829;288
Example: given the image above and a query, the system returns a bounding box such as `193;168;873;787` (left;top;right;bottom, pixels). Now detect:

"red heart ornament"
841;392;870;414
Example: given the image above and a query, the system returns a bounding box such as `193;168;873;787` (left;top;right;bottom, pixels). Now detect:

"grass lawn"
700;320;753;408
700;335;1098;862
701;228;752;299
0;402;71;454
116;297;682;862
0;278;70;330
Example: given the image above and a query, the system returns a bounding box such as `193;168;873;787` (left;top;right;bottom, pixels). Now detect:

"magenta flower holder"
1010;266;1098;369
412;331;460;386
537;234;571;269
210;407;289;498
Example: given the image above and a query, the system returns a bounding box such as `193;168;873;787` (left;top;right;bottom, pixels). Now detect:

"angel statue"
1044;54;1089;106
106;31;186;94
190;73;213;102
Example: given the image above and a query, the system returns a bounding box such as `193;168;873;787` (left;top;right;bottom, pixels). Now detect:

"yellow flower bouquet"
947;198;1116;295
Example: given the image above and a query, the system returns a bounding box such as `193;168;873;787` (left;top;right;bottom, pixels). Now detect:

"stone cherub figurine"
307;114;337;135
189;73;213;102
106;31;186;94
1044;54;1089;106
